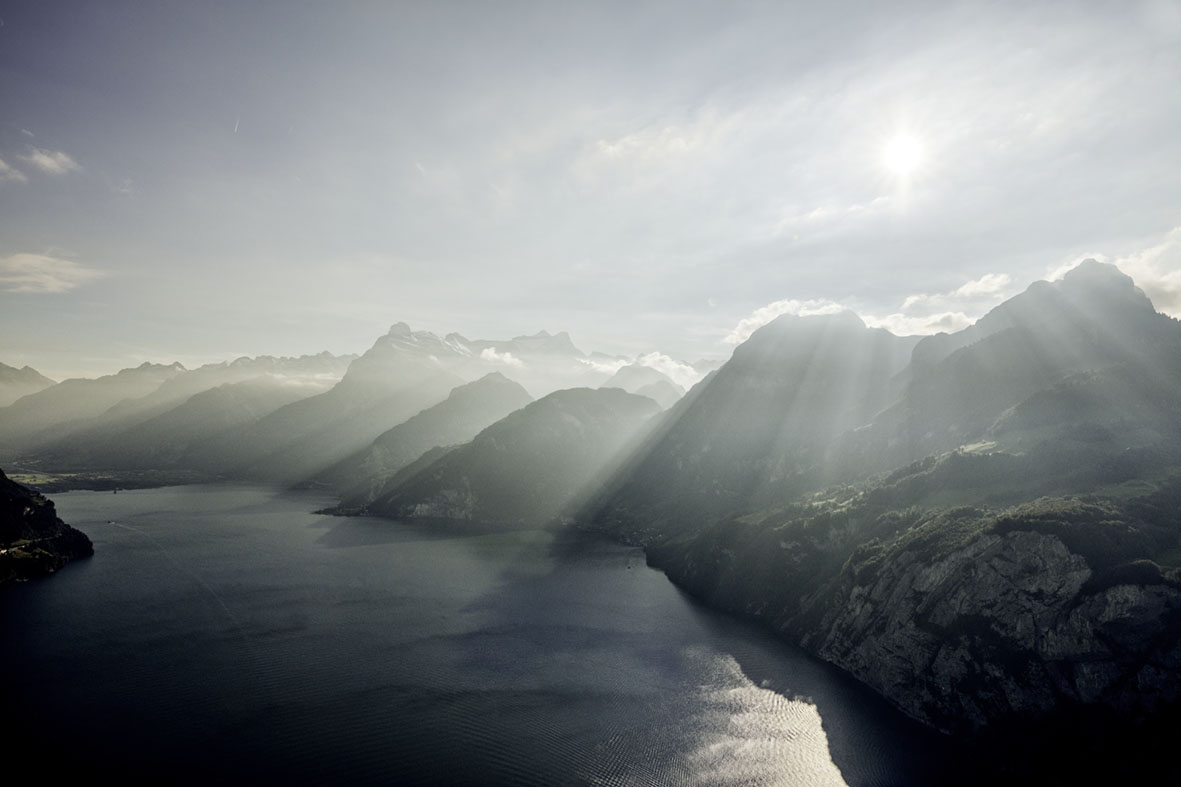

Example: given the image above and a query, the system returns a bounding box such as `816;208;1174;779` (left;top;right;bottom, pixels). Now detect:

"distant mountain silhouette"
319;372;534;504
0;362;186;450
366;387;660;527
0;363;55;408
601;364;685;408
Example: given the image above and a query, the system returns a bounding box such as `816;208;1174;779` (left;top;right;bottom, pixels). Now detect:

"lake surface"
2;485;950;785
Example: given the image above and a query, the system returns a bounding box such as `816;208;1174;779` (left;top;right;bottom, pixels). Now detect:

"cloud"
0;158;27;184
578;352;703;388
579;357;629;375
19;147;81;175
479;347;525;368
724;298;845;345
859;271;1016;335
1108;228;1181;316
950;272;1012;299
0;253;104;293
862;311;974;336
634;352;704;389
725;271;1014;345
900;272;1013;312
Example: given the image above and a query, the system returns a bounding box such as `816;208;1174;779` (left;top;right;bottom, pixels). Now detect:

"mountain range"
3;259;1179;764
578;260;1181;753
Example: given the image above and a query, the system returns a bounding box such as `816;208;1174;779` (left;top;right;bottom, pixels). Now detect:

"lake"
1;485;951;785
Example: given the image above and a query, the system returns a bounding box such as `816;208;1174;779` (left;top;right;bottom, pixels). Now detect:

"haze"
2;1;1180;380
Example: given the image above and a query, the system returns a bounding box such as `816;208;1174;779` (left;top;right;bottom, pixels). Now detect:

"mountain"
1;323;628;484
601;364;685;409
366;387;661;527
0;363;55;408
577;261;1181;744
584;311;918;539
39;377;323;472
186;326;469;482
0;362;186;451
633;379;684;410
24;353;356;471
0;468;92;585
96;351;354;425
841;260;1181;472
319;372;534;504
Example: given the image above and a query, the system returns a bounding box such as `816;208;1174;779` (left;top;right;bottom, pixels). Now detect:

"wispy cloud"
0;253;104;293
0;158;28;184
19;147;81;175
900;272;1013;312
854;272;1016;336
725;298;846;345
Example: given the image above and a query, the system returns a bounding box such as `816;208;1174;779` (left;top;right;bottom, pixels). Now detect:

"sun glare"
884;134;923;177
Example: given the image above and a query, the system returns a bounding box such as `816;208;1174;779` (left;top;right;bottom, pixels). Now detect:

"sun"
883;134;923;177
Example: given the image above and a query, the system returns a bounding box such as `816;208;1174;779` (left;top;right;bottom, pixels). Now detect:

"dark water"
2;485;950;785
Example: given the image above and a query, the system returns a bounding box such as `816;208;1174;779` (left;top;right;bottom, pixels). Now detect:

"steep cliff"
644;479;1181;735
0;469;93;585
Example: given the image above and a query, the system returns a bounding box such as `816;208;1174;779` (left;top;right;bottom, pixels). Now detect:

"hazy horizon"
3;1;1180;380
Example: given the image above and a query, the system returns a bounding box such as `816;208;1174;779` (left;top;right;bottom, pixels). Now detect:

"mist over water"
2;485;948;785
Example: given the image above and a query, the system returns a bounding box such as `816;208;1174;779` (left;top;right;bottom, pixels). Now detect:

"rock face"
809;530;1181;733
643;488;1181;736
0;469;92;585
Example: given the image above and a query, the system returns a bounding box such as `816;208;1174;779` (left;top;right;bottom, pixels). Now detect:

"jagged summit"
0;362;56;407
1055;258;1155;314
910;260;1161;372
125;361;186;373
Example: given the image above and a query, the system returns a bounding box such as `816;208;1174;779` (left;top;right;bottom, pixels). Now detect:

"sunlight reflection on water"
682;651;847;787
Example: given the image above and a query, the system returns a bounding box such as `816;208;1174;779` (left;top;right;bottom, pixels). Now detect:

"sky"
2;0;1181;380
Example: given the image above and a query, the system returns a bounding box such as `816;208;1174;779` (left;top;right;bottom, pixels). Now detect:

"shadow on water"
312;513;522;548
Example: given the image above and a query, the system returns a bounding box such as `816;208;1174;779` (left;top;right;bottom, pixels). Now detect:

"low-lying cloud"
479;347;525;368
633;352;703;389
